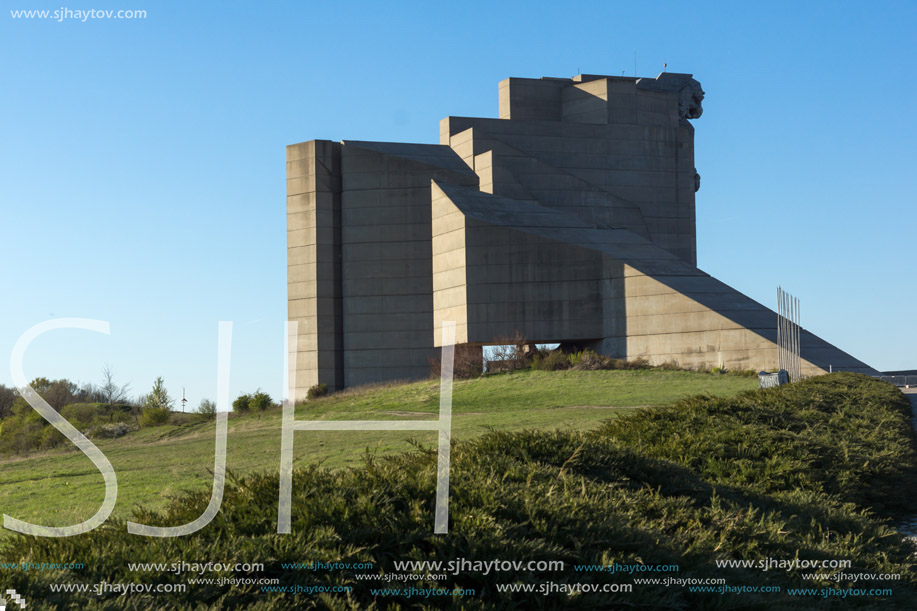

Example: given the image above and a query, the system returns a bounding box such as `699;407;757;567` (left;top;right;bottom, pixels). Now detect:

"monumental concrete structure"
287;72;877;394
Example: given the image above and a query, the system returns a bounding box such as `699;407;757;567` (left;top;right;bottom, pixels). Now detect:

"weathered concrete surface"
287;139;477;392
287;71;877;396
287;140;343;393
430;181;876;376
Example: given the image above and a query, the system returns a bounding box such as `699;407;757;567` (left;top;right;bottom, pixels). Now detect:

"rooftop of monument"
515;71;696;85
495;71;705;122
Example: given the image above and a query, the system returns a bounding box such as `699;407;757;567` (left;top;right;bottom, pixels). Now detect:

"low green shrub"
530;349;570;371
564;350;653;370
569;349;612;370
0;402;142;456
307;383;329;399
565;349;587;368
89;422;134;439
59;403;97;428
138;406;171;428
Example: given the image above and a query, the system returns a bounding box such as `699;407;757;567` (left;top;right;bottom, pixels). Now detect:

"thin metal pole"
791;295;795;381
796;296;801;380
776;287;803;382
792;294;797;381
777;287;783;372
782;288;787;374
790;297;799;382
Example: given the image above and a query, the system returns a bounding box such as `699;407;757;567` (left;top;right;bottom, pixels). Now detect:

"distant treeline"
0;368;269;458
0;373;139;456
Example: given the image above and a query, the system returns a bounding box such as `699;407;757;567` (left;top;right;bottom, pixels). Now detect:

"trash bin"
758;370;789;389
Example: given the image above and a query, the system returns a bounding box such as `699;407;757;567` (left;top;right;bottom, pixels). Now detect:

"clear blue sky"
1;0;914;406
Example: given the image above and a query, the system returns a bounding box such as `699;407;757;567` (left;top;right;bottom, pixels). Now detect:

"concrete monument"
287;72;876;395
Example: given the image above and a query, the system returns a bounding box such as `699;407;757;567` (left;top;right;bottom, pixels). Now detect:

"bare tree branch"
101;364;131;405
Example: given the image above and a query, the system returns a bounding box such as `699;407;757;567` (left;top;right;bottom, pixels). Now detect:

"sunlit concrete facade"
287;72;876;395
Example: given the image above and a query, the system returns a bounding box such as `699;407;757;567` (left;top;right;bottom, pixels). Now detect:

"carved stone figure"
679;79;704;120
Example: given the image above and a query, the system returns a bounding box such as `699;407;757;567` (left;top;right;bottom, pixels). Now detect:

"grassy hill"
0;369;755;529
3;372;917;609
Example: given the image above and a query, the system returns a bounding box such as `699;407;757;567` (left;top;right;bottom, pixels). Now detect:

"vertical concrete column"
286;140;344;396
675;123;697;266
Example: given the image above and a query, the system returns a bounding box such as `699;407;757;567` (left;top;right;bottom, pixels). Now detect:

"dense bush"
248;390;273;411
306;383;329;399
0;401;137;456
5;374;916;609
0;403;56;454
569;349;612;369
59;403;97;428
599;372;917;514
138;407;171;428
232;393;251;413
565;349;650;371
530;349;571;371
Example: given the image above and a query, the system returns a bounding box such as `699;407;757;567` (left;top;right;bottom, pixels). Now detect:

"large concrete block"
288;71;877;391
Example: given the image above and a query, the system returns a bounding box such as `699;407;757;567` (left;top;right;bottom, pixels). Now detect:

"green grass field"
0;369;755;530
3;372;915;609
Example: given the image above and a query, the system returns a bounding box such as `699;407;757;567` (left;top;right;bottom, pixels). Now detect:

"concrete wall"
288;140;477;397
339;142;476;387
286;140;344;394
432;181;606;345
430;180;876;376
289;71;876;393
443;75;697;265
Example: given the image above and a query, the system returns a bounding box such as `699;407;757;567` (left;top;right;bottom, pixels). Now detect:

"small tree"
198;398;217;420
144;377;173;411
248;390;273;411
100;365;131;405
491;331;530;371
